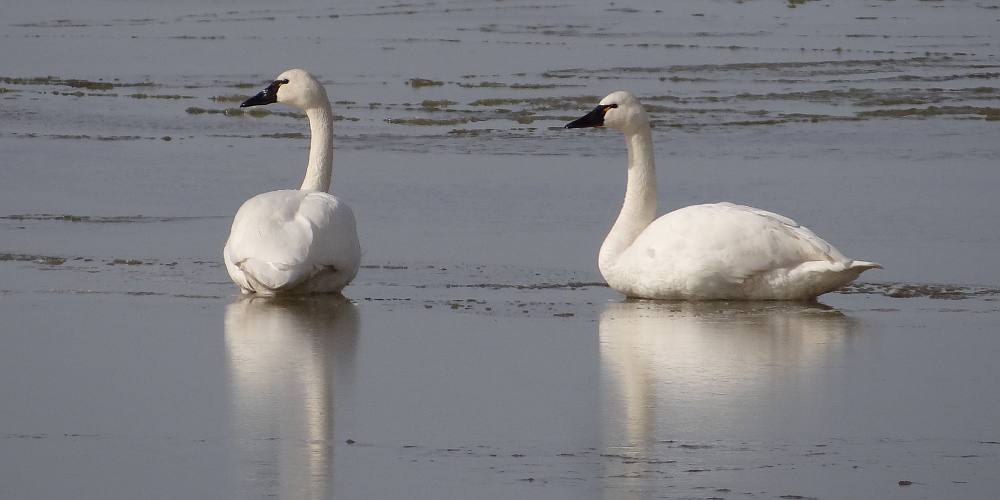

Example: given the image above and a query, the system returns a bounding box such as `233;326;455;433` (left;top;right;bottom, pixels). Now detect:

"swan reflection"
599;301;856;474
224;295;358;499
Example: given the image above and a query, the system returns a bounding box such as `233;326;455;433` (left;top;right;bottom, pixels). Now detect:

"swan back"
224;190;360;295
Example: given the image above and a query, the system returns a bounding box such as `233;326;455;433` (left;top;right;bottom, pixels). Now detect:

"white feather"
224;190;359;294
223;69;361;295
570;91;880;300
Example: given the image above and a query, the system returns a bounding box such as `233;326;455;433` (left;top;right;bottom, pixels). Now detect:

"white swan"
565;91;880;300
223;69;360;295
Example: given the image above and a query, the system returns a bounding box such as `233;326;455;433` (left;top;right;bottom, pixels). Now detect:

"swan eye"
602;103;618;114
268;79;289;92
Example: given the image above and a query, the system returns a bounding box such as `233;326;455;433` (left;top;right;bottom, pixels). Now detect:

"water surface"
2;0;999;498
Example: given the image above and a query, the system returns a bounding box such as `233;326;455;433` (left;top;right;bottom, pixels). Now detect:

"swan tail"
849;260;882;270
235;259;308;294
234;258;352;295
750;259;881;300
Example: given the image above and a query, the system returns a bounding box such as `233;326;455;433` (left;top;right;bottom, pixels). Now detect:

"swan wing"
718;202;849;263
630;202;850;284
224;190;360;292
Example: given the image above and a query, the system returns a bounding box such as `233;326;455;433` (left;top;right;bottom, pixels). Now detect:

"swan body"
224;69;360;295
566;91;879;300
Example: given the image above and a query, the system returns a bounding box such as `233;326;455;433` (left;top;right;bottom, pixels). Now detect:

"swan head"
240;69;329;110
565;91;649;134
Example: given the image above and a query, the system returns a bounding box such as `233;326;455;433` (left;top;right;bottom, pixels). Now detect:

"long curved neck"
599;126;657;273
301;103;334;192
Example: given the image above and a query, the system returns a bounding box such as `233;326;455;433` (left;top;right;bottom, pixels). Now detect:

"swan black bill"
240;90;275;107
565;105;609;129
240;79;286;107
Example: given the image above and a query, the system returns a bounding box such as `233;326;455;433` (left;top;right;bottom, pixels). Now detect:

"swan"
223;69;360;295
565;91;880;300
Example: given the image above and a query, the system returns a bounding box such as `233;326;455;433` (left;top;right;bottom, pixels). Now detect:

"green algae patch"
457;81;507;89
52;90;118;98
0;76;153;90
96;135;142;141
857;106;1000;119
0;253;66;266
14;133;147;141
242;108;281;118
185;107;305;119
110;258;145;266
510;83;576;89
510;111;536;124
859;97;932;107
210;94;247;103
4;214;86;222
448;128;490;136
261;132;306;139
470;98;524;107
5;77;112;90
420;99;457;110
721;118;791;127
63;79;114;90
408;78;444;88
129;93;192;100
470;95;602;111
391;116;479;126
457;81;576;89
842;282;1000;300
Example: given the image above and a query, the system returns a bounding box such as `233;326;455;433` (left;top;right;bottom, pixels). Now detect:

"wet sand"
2;0;999;498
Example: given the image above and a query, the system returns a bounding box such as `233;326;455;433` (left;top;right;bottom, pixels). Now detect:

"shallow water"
2;0;999;498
